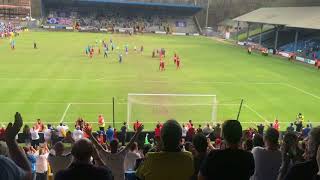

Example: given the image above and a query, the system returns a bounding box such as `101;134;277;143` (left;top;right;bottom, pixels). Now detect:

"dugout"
233;7;320;52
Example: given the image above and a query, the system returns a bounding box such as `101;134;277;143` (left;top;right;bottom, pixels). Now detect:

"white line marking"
285;83;320;101
60;103;71;123
244;104;271;124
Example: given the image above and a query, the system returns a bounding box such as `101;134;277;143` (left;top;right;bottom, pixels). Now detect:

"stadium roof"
233;7;320;30
77;0;202;12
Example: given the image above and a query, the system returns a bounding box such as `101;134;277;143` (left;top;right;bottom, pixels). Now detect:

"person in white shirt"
43;125;52;144
251;128;282;180
86;124;143;180
124;142;141;171
72;127;84;142
35;147;49;180
30;126;40;148
56;123;64;140
182;124;188;139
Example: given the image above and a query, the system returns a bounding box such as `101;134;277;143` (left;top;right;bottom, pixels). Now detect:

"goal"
127;93;217;126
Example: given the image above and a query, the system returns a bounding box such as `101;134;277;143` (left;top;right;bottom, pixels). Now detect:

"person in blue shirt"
106;126;114;143
302;124;311;138
23;146;36;179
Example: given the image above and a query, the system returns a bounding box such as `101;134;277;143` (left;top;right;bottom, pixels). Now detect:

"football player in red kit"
159;59;165;71
173;53;177;64
176;56;181;69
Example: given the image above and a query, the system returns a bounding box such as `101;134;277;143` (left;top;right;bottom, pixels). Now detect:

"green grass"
0;31;319;131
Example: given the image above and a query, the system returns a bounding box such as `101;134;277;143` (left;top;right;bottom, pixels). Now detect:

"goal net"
127;93;217;125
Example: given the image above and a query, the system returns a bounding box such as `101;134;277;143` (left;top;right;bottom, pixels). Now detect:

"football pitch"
0;31;319;130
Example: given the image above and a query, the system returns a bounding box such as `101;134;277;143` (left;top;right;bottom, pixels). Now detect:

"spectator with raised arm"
86;123;143;180
136;120;194;180
48;142;72;178
54;138;113;180
0;112;32;180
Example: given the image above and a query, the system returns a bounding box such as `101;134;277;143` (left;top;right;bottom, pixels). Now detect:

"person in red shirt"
186;124;195;142
113;128;118;139
273;119;280;131
176;56;181;69
133;120;142;132
0;125;5;140
97;133;105;145
186;120;192;129
159;59;165;71
35;119;44;132
83;123;92;138
89;48;94;58
173;53;177;64
154;124;161;144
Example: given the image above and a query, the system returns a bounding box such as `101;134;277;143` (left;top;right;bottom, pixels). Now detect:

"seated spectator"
199;120;254;180
192;133;208;180
251;128;281;180
86;124;143;180
283;126;320;180
48;142;72;178
0;112;32;180
54;138;113;180
136;120;194;180
124;142;141;171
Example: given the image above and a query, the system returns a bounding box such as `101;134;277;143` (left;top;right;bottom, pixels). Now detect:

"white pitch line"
60;103;71;123
285;83;320;101
244;104;270;124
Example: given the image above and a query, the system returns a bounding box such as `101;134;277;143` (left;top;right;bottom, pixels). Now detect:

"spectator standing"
72;126;83;142
23;124;32;145
133;120;142;132
124;142;141;171
35;147;49;180
43;125;52;145
186;120;192;129
154;124;161;144
186;124;195;142
136;120;194;180
202;123;213;136
302;124;311;138
48;142;72;178
54;139;113;180
197;125;203;134
35;119;44;132
98;114;105;132
87;124;143;180
191;133;208;180
251;128;281;180
257;124;264;136
0;112;33;180
253;134;264;148
286;123;294;133
199;120;255;180
120;122;127;146
56;123;65;141
214;123;221;138
283;126;320;180
23;146;37;179
30;126;40;148
274;120;280;131
0;125;5;140
106;125;114;143
182;124;188;139
277;132;304;180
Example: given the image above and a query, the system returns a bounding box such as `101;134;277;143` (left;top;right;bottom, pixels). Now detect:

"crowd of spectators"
0;112;320;180
0;21;21;38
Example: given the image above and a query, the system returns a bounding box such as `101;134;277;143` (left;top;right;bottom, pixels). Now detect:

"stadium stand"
234;7;320;65
41;0;201;34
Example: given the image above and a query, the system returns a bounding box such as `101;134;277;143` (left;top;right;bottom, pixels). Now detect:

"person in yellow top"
297;113;304;122
136;120;194;180
98;114;105;131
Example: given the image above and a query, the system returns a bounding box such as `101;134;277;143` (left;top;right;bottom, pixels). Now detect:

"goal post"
127;93;217;126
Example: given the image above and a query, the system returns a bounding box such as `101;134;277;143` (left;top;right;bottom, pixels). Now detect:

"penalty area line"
60;103;71;123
